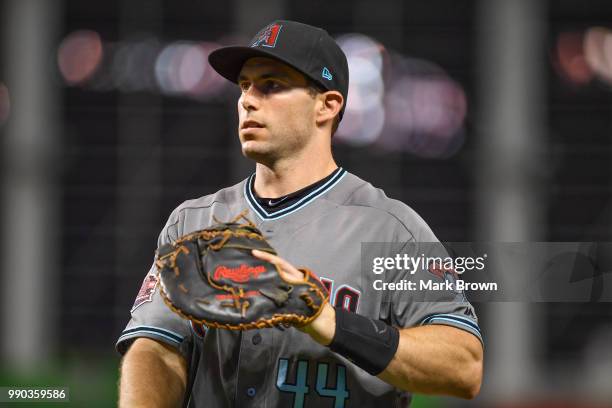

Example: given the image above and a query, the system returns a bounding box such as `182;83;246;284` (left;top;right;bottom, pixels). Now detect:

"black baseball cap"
208;20;349;119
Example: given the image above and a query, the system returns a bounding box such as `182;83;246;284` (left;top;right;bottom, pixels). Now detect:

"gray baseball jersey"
117;168;482;407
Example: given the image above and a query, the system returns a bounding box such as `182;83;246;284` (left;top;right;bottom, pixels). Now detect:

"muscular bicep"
119;338;189;407
127;337;188;386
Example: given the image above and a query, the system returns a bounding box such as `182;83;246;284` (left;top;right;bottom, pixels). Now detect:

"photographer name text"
373;279;497;291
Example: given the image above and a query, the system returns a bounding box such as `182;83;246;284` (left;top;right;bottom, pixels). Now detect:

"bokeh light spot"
57;30;103;85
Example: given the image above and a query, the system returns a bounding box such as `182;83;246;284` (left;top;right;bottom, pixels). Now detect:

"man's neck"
253;155;338;198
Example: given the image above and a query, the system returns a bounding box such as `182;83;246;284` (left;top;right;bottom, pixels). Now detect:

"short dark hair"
306;80;341;136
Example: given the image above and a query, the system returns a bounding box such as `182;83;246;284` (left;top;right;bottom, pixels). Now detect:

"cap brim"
208;46;305;84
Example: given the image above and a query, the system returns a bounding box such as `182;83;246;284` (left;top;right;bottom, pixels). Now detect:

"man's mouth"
241;120;264;130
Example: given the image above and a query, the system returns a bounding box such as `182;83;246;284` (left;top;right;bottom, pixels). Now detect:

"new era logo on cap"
322;67;333;80
251;23;283;48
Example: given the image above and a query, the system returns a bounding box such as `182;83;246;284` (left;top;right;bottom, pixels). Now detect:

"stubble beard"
241;121;313;167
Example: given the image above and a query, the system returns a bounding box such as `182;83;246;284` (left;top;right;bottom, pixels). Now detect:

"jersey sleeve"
380;235;483;345
115;207;193;356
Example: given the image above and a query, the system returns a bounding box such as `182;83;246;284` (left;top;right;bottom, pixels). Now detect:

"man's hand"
252;249;336;345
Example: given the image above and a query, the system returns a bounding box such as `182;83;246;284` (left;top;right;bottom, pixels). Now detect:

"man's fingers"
252;249;289;269
252;249;304;281
252;249;275;262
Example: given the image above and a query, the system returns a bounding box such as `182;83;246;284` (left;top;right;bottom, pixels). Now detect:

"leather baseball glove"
155;212;329;330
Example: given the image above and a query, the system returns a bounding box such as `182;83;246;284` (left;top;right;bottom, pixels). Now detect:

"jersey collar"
244;168;347;220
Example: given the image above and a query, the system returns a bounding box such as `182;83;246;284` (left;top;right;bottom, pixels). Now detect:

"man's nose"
240;86;260;111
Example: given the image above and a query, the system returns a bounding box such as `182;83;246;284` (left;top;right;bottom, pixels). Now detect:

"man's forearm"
119;339;187;407
266;254;484;399
304;307;482;399
378;325;483;399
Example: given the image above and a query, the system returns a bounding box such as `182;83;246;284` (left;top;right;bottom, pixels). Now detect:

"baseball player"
117;20;483;407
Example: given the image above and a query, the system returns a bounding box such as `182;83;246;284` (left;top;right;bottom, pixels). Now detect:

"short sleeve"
115;207;193;356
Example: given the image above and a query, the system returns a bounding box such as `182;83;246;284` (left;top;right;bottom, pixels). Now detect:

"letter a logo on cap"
251;23;283;48
322;67;333;80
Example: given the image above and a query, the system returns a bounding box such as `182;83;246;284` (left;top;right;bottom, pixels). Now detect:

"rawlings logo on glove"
214;264;266;282
155;212;329;330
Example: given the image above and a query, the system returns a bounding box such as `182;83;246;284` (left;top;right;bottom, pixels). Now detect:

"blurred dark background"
1;0;612;406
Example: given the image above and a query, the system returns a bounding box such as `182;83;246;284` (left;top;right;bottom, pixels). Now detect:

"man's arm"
119;337;188;407
252;250;483;399
306;304;483;398
378;324;482;398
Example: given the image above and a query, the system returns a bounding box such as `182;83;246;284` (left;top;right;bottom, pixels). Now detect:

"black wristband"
329;307;400;376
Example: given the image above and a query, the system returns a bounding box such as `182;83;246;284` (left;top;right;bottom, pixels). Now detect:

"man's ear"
316;91;343;125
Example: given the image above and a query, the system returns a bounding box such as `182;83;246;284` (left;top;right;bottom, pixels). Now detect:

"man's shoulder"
174;179;246;214
333;172;438;241
161;179;248;240
335;172;416;216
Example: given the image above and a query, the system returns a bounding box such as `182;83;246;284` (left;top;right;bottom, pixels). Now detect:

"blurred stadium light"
553;31;593;86
111;38;160;92
155;42;204;94
382;63;467;158
335;34;386;146
155;41;226;98
334;33;467;158
58;33;229;99
56;27;469;158
583;27;612;85
553;26;612;88
57;30;103;85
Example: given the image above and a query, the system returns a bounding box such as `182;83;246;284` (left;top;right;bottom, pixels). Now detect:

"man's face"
237;57;318;163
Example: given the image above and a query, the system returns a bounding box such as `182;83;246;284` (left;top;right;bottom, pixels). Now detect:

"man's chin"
241;144;271;162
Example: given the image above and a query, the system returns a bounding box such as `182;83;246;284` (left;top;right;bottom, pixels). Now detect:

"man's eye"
239;82;250;91
262;81;281;92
